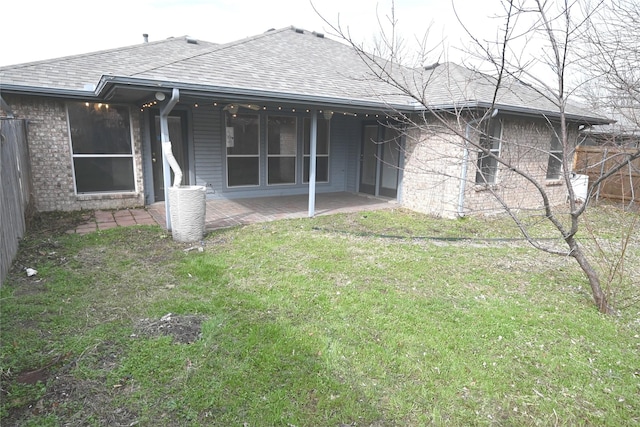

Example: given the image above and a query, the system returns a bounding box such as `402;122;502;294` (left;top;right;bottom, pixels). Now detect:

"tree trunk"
567;238;613;314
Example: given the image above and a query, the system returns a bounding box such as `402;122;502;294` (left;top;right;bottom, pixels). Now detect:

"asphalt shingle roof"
0;36;219;91
0;26;608;123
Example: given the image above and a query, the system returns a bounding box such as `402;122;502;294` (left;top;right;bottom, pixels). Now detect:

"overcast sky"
0;0;505;66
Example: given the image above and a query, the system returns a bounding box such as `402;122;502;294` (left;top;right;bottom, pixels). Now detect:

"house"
580;110;639;148
0;26;610;221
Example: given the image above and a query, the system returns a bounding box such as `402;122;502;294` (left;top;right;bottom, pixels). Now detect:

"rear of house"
0;27;609;219
3;93;403;212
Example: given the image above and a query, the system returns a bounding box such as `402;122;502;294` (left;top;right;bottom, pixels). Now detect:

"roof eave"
471;101;612;125
0;84;99;100
2;77;612;126
96;75;417;112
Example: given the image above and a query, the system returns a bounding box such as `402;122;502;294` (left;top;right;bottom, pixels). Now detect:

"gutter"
94;75;418;112
1;78;611;126
431;101;610;126
457;108;499;217
95;76;611;125
0;84;101;100
159;88;181;230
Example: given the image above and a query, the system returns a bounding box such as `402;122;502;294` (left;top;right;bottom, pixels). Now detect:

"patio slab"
69;208;160;234
68;192;396;235
148;192;397;231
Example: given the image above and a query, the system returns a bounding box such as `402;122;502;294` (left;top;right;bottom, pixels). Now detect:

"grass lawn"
1;206;639;426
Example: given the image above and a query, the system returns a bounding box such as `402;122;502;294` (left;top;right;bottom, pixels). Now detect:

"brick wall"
402;118;465;217
4;95;145;211
402;115;574;218
463;116;574;215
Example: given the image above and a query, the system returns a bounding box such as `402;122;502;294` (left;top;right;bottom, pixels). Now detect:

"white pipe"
308;110;318;217
457;109;498;217
162;141;183;187
160;88;180;230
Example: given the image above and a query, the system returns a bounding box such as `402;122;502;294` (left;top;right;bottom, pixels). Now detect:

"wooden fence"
1;118;33;285
574;145;640;204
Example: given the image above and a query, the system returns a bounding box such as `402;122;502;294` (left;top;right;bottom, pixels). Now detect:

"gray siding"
190;109;362;200
192;105;222;197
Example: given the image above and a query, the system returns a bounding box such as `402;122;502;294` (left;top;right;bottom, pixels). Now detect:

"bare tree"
314;0;640;314
583;0;640;130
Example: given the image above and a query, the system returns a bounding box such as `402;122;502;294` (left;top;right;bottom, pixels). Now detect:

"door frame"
358;121;403;199
149;109;191;202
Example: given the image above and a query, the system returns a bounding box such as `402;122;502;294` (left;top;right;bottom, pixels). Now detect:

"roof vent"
312;31;324;38
424;62;440;71
294;28;304;34
143;33;149;43
186;37;198;44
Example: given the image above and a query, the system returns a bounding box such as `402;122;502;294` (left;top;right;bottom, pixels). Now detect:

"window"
226;113;260;187
546;126;563;179
68;102;135;193
475;119;502;184
267;116;297;185
303;116;330;183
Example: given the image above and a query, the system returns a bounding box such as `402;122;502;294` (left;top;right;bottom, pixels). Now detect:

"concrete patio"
148;192;397;231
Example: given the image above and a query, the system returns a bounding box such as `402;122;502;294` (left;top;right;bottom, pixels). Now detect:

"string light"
140;99;171;110
136;98;391;120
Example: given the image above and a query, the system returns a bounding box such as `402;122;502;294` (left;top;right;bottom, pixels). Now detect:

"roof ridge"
0;36;201;71
129;26;299;77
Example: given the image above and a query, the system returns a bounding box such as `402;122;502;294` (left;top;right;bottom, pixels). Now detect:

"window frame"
67;101;136;194
267;115;298;186
546;125;564;180
225;113;261;188
475;119;502;185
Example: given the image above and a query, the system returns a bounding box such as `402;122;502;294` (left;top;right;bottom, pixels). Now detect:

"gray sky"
0;0;504;66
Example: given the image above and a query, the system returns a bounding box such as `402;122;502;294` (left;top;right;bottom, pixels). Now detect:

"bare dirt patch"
133;313;206;344
3;313;204;426
3;342;138;427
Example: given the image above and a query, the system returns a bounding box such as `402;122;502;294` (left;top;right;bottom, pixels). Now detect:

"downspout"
159;88;181;230
457;108;498;217
308;109;318;217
